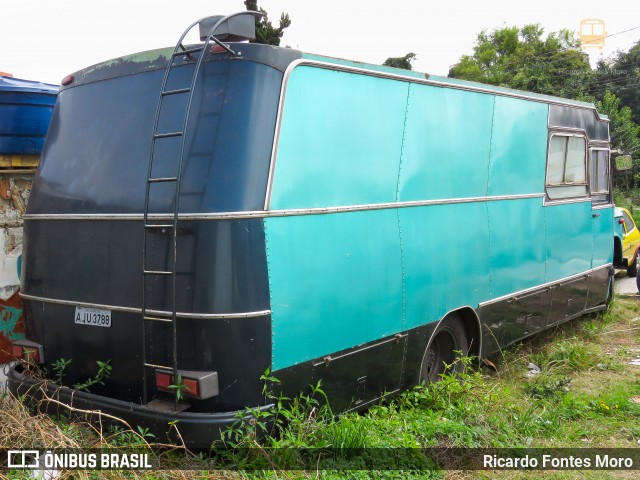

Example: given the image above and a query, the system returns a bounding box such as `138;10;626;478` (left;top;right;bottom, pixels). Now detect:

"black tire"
420;316;468;384
628;255;638;277
636;272;640;294
607;276;615;305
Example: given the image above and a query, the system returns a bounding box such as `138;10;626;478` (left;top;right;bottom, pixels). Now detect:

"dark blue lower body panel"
8;365;272;449
10;266;611;448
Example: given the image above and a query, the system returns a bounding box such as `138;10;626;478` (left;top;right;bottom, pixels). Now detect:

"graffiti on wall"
0;288;24;363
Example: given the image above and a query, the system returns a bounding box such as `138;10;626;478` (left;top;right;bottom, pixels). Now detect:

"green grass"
2;297;640;479
214;297;640;478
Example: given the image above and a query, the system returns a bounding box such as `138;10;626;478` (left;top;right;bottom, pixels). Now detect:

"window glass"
545;134;587;201
547;185;587;200
596;152;608;190
546;136;566;184
595;150;609;192
589;149;610;204
565;137;586;183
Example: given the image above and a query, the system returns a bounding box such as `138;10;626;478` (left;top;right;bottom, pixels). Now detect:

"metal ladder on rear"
140;12;259;406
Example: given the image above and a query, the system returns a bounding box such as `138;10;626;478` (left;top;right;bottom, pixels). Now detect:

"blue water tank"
0;76;58;155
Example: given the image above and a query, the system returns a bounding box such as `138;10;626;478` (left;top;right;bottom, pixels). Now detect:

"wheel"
606;275;615;305
628;254;638;277
636;271;640;294
420;316;468;384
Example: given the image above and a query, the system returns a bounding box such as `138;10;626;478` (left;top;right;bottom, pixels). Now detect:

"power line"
590;77;636;89
588;78;640;95
456;25;640;81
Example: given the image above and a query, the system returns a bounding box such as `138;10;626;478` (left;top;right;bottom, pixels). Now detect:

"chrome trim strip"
345;389;401;412
312;334;406;367
144;362;172;370
263;59;609;210
24;193;546;221
549;128;588;136
543;197;592;207
478;264;612;308
291;60;609;117
19;293;271;319
23;213;147;221
264;59;293;211
592;203;614;210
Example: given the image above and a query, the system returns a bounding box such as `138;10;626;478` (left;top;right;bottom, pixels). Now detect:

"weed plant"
2;298;639;478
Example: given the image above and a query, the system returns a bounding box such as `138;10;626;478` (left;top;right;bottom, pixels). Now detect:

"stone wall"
0;171;33;364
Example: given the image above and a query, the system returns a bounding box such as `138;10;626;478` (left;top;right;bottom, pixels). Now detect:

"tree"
383;52;417;70
449;24;593;99
591;40;640;124
451;24;640;191
244;0;291;46
595;92;640;189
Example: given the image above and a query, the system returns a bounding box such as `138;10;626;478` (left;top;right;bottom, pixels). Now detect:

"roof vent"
198;13;257;42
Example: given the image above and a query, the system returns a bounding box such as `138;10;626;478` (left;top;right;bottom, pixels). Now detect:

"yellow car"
615;207;640;277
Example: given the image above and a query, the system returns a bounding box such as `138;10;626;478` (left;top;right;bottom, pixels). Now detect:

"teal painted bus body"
10;34;612;446
266;60;612;372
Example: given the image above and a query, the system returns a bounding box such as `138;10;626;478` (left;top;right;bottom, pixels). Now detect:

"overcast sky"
1;0;638;85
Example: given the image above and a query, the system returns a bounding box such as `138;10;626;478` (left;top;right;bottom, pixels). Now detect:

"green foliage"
218;369;333;451
524;376;571;399
106;424;156;447
529;339;601;374
449;24;592;99
592;40;640;124
450;25;640;192
244;0;291;46
73;359;112;392
9;300;640;473
383;52;417;70
595;92;640;190
168;374;190;401
51;357;71;385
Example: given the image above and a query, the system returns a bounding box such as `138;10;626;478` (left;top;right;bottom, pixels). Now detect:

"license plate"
74;307;111;327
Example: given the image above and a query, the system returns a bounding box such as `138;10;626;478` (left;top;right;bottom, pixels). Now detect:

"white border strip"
23;193;547;221
19;292;271;320
478;264;612;307
263;59;610;210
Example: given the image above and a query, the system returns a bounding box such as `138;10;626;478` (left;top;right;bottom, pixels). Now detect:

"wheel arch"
419;306;483;380
449;306;482;358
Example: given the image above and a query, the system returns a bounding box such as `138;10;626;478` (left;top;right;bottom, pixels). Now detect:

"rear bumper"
8;365;272;449
614;256;629;269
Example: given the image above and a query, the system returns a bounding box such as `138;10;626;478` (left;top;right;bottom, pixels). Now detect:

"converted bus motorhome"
10;13;613;447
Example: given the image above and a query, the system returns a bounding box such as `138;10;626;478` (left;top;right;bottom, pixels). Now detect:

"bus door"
588;147;613;307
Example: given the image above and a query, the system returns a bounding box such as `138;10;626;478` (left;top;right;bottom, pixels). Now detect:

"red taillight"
619;219;625;224
210;44;227;54
11;340;44;364
61;75;74;86
155;370;172;389
182;378;199;397
154;369;218;399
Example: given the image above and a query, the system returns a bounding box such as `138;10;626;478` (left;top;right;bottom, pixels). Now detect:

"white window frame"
545;132;588;202
589;147;610;196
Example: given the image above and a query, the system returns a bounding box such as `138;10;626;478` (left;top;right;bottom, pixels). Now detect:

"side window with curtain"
545;134;587;201
590;149;610;204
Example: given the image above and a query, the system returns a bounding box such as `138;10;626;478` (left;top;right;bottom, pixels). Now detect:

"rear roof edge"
64;43;302;90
